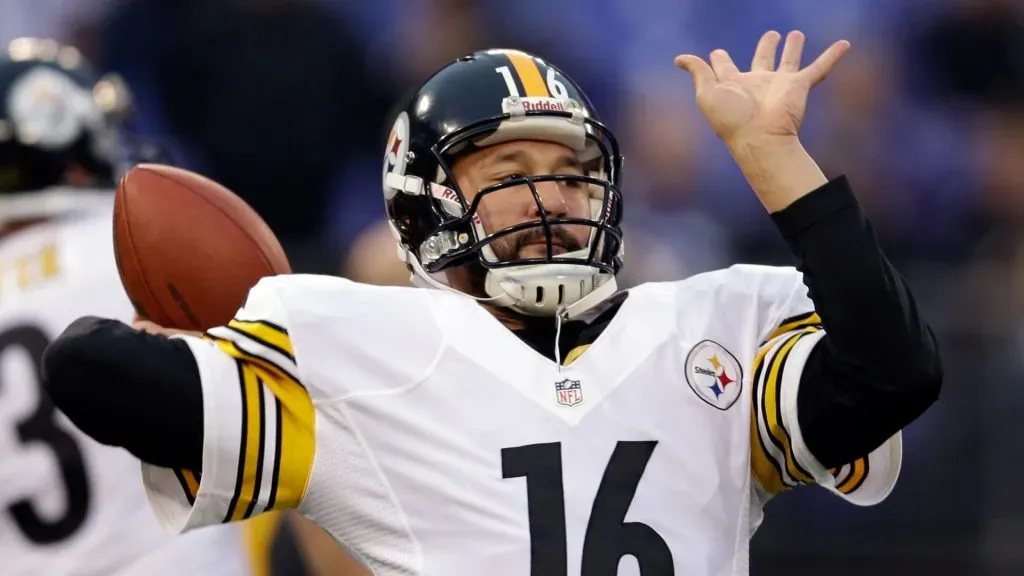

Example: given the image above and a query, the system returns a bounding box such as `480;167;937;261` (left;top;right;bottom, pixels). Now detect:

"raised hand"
674;30;850;147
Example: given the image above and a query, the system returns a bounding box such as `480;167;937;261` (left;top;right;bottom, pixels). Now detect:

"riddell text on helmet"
520;99;567;112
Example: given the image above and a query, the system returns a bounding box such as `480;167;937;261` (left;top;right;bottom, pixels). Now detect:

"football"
113;164;291;330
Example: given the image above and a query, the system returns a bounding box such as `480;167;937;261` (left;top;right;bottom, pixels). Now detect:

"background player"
0;38;250;576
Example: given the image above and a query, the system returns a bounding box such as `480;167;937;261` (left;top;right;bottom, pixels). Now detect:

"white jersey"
143;266;901;575
0;204;249;576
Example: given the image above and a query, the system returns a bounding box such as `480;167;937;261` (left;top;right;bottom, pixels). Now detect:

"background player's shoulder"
59;209;120;274
0;207;124;305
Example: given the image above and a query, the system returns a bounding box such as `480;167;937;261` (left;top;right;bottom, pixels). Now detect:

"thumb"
674;54;717;92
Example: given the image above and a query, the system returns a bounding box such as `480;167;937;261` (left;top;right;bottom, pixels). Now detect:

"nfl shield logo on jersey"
554;378;583;407
684;340;743;410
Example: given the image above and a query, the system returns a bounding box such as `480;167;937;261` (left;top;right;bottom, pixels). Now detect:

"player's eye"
498;172;526;183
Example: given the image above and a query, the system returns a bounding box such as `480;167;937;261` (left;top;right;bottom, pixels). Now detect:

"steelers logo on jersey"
684;339;743;410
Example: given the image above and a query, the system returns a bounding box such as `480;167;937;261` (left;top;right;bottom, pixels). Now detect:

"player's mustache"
512;226;583;254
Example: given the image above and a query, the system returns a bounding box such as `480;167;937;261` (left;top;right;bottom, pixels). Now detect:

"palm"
675;31;850;144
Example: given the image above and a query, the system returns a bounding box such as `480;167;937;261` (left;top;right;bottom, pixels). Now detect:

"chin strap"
404;244;618;315
404;246;620;370
552;277;618;370
558;276;618;321
404;246;506;304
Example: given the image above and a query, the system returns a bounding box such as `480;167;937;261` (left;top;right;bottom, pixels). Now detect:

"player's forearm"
42;316;204;470
772;176;942;468
728;136;829;213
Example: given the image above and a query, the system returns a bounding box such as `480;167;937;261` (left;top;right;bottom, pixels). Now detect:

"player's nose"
527;180;569;219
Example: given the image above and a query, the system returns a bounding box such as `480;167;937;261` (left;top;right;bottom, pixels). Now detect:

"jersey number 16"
502;441;674;576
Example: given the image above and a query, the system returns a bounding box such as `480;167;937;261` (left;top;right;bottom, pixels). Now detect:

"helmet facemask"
390;99;624;317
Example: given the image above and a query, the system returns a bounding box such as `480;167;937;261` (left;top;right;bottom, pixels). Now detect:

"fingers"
778;30;805;72
132;319;201;337
801;39;851;86
751;31;781;72
677;33;849;89
132;319;164;334
674;54;717;92
709;49;740;79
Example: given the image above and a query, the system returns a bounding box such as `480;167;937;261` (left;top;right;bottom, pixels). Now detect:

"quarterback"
0;39;249;575
42;32;940;575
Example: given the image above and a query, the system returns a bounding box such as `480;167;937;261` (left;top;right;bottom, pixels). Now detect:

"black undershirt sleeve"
42;316;204;471
771;176;942;469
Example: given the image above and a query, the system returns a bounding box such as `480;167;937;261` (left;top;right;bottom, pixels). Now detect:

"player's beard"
489;225;584;262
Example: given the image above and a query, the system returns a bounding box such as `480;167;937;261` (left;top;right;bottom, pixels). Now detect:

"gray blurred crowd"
6;0;1024;574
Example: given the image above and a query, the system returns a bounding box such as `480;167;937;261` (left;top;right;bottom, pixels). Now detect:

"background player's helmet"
383;48;624;317
0;38;139;225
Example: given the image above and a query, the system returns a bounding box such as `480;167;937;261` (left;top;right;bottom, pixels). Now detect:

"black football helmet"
0;38;141;225
383;48;624;317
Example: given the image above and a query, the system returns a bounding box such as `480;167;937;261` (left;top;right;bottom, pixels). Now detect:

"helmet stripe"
504;51;549;97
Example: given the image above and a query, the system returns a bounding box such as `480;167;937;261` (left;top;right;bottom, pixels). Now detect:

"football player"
0;39;250;575
42;31;942;575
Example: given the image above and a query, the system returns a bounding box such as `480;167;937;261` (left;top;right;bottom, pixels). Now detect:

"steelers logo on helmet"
7;66;99;151
382;111;410;195
684;340;743;411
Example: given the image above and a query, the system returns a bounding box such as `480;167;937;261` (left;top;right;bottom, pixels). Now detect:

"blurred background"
7;0;1024;574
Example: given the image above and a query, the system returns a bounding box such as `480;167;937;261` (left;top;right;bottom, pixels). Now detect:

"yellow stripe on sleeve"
504;51;548;97
835;457;869;494
265;363;316;511
749;340;790;495
172;468;200;505
227;319;295;360
209;334;315;522
183;469;199;498
183;470;199;495
763;311;822;344
229;364;267;521
749;425;788;495
207;336;297;391
759;326;821;486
